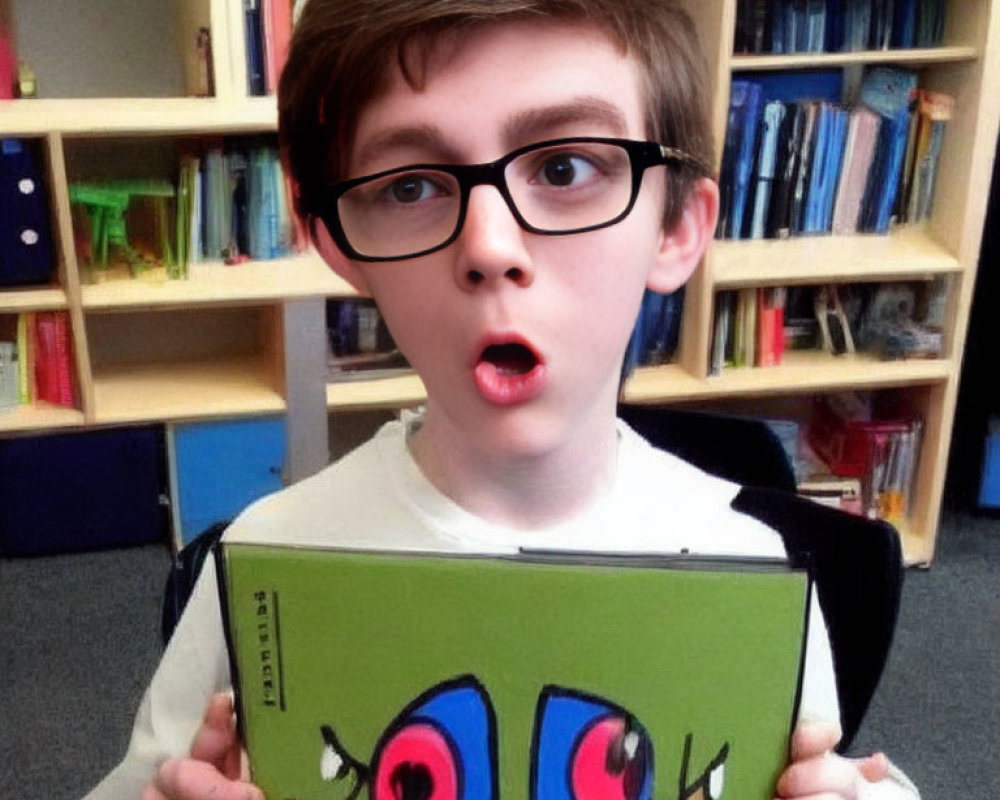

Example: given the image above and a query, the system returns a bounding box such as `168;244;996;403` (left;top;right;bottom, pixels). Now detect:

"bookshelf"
648;0;1000;565
0;0;346;448
1;0;997;565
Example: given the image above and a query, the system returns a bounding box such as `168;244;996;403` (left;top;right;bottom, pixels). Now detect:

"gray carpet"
1;509;997;800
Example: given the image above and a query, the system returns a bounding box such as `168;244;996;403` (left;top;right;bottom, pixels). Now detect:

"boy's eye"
534;153;600;187
385;174;447;204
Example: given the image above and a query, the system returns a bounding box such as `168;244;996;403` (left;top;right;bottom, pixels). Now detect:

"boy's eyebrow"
503;97;631;146
352;124;460;173
351;96;630;174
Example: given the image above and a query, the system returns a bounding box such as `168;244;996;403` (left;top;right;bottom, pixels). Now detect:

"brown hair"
279;0;713;232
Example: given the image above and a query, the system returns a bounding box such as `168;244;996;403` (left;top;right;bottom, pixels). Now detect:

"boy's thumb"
857;752;890;784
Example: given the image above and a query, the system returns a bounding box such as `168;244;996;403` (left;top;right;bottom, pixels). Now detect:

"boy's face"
317;20;717;462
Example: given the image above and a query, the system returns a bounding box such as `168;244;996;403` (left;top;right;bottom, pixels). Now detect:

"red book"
53;312;76;407
262;0;293;95
0;27;15;100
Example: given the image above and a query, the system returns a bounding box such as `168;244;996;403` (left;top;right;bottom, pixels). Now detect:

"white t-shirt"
83;415;917;799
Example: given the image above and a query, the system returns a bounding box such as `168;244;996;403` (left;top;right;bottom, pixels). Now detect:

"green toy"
69;180;178;277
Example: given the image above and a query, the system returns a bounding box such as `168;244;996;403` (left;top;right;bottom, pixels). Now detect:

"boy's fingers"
776;753;858;798
153;757;264;800
189;692;240;768
789;722;842;761
857;751;890;783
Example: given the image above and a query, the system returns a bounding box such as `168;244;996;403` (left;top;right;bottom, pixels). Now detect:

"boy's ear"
646;177;719;294
311;217;374;296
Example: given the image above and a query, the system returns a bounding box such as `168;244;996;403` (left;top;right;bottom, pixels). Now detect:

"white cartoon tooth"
709;762;725;798
321;743;344;781
623;731;640;759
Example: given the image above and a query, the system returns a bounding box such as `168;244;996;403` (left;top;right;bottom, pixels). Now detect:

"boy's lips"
472;336;547;405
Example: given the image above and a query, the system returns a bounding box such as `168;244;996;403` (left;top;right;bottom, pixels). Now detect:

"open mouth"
473;339;547;405
479;342;539;375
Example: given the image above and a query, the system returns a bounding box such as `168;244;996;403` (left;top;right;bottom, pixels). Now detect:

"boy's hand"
141;692;264;800
775;722;889;799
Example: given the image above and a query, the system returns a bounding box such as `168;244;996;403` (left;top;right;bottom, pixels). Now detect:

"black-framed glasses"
316;137;707;262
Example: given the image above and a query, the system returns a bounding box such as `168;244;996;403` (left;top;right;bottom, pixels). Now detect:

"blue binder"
0;139;55;287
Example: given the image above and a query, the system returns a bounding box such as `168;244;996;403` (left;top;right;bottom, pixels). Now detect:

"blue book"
770;0;787;53
749;100;788;239
803;104;848;232
859;67;917;232
805;0;827;52
892;0;917;48
730;80;763;239
244;0;266;96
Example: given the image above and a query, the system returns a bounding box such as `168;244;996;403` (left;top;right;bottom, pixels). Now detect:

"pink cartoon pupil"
374;723;459;800
570;717;649;800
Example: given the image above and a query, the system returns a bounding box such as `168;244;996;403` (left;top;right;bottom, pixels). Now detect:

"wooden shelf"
91;355;284;424
327;373;427;412
0;97;277;137
623;352;952;404
710;227;960;288
0;403;85;433
0;286;70;312
81;253;355;310
730;45;979;72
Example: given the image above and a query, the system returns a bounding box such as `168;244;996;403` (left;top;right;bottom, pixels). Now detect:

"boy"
88;2;918;799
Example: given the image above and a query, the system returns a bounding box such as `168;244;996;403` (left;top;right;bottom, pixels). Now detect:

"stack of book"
623;288;685;373
0;311;77;413
187;141;303;265
717;66;951;241
710;287;787;374
734;0;946;55
326;299;410;382
806;392;922;523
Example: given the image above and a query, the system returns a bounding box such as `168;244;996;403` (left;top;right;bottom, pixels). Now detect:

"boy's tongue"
473;342;547;405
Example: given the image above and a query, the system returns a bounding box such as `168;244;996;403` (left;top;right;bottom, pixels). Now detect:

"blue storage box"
168;416;286;546
977;419;1000;509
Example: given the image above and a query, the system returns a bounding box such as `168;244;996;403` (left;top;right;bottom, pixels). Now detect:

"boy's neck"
407;409;620;531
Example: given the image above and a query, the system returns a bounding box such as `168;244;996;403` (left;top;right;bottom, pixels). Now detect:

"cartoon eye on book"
319;677;729;800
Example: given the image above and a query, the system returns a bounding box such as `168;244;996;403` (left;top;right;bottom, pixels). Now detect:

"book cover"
0;339;17;409
262;0;293;95
0;23;14;100
749;100;787;239
831;107;881;234
245;0;266;96
218;544;810;800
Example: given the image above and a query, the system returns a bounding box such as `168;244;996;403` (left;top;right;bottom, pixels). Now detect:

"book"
32;311;75;408
802;102;848;233
717;80;762;239
0;339;17;409
748;100;787;239
858;67;918;233
244;0;266;96
217;543;811;800
0;21;14;100
262;0;293;95
831;107;881;234
756;286;786;367
905;90;952;223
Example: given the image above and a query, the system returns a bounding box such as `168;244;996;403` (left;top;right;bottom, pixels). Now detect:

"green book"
217;545;811;800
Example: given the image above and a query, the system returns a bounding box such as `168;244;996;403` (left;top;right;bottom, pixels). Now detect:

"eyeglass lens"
336;141;636;259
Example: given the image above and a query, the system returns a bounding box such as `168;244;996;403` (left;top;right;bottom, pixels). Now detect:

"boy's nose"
453;185;535;291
